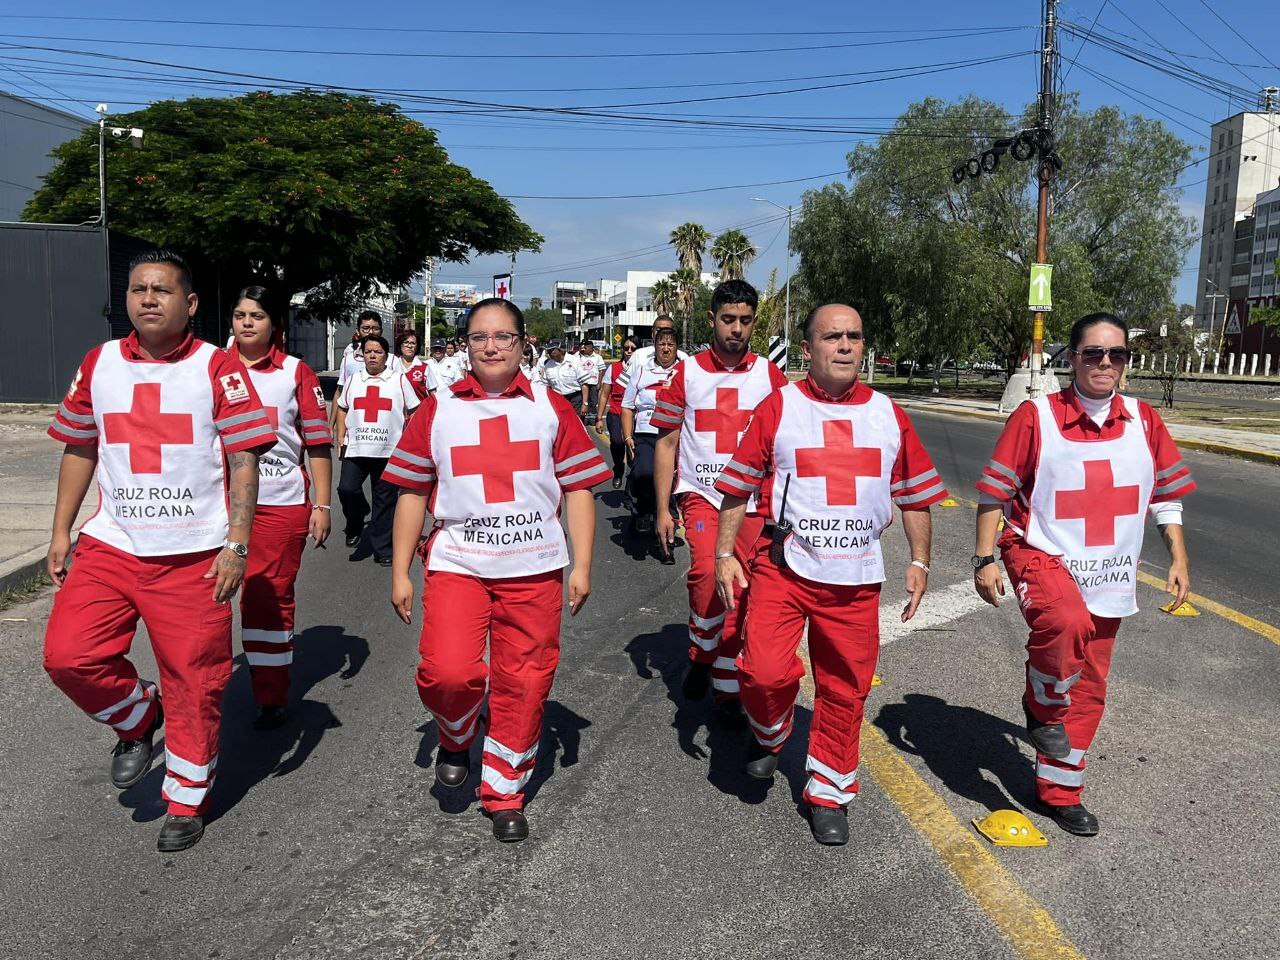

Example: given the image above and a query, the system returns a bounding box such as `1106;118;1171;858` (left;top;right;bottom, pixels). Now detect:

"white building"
601;270;718;345
1194;92;1280;331
1248;184;1280;304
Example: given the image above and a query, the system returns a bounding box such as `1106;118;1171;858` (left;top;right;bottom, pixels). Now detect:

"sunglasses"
1073;346;1131;365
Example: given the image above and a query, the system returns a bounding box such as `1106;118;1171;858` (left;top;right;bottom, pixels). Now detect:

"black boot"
253;705;288;731
344;533;361;548
435;747;470;788
716;698;748;730
110;697;163;789
681;661;711;701
808;804;849;846
156;814;205;852
1040;802;1099;836
491;809;529;843
743;740;779;780
1023;701;1072;759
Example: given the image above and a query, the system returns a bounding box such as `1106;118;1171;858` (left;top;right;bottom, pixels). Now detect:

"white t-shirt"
619;345;688;388
541;354;592;397
338;367;420;458
577;351;607;383
621;357;679;435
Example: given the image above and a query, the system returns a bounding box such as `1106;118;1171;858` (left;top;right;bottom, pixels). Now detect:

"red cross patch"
313;385;326;407
220;373;250;404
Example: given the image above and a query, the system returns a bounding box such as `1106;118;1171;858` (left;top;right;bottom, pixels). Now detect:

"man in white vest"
44;250;276;852
713;303;947;845
649;280;788;718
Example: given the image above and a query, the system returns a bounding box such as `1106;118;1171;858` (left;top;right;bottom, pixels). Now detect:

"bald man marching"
715;304;947;845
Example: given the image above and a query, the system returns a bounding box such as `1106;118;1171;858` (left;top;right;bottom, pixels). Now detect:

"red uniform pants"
679;492;763;698
240;503;311;707
1002;540;1120;806
43;535;232;816
416;567;563;812
739;537;881;809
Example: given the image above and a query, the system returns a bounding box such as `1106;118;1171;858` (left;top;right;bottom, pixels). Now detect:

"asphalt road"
0;423;1275;960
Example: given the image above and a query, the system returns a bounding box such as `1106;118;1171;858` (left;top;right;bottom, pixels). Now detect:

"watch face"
971;555;986;570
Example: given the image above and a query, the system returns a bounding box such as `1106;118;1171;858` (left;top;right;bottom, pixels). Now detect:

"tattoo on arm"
227;450;260;530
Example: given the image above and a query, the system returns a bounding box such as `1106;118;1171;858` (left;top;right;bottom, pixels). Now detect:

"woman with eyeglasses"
972;312;1196;839
396;330;438;401
596;338;636;489
385;298;612;843
620;330;680;557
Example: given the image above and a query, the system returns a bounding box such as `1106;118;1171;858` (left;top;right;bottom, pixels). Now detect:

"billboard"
433;283;480;309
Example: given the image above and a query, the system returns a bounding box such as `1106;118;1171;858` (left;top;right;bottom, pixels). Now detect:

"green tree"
522;305;565;345
670;267;705;349
710;228;758;280
751;267;781;355
25;90;541;320
528;296;544;311
649;277;678;317
669;222;710;272
1133;316;1199;407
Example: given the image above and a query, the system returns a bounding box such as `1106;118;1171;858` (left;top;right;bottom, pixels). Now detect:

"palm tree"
670;267;703;349
669;222;710;273
649;277;678;318
710;228;758;281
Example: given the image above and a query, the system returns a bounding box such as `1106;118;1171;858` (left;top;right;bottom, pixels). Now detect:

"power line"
1061;0;1109;83
1144;0;1260;90
1191;0;1280;73
506;171;847;201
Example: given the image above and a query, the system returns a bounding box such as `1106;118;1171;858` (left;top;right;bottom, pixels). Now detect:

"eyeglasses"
1073;346;1131;365
466;332;521;349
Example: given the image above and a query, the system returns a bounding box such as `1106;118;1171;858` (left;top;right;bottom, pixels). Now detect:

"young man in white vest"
228;284;334;730
973;312;1195;837
650;280;788;719
386;298;611;842
714;303;947;845
44;249;277;852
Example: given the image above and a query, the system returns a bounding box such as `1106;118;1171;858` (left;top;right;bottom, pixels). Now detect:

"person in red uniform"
228;285;334;730
974;312;1194;837
650;280;789;718
386;298;611;843
595;337;636;489
44;250;276;852
715;303;946;845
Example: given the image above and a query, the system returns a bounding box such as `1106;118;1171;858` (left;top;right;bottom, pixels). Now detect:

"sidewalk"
0;406;98;594
889;392;1280;463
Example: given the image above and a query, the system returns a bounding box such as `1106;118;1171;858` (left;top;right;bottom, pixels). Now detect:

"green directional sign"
1028;263;1053;312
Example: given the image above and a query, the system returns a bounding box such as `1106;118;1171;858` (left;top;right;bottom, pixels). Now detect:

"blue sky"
1;0;1276;307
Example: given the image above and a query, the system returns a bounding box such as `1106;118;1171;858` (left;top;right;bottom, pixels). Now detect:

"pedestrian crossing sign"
1225;310;1242;336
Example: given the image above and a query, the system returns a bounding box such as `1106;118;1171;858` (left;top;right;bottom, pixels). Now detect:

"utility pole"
1029;0;1057;399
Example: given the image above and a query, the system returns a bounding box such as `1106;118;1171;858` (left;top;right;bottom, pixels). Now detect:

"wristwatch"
971;554;996;571
223;540;249;559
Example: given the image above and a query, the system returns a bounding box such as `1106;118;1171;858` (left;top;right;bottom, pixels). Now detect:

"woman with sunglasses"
596;338;636;490
972;312;1195;838
385;298;611;843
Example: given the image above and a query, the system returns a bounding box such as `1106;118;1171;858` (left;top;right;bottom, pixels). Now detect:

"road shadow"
136;624;371;825
872;693;1037;813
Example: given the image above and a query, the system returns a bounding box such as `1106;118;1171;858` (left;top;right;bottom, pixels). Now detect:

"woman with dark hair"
595;338;636;489
229;286;334;728
973;312;1195;837
385;297;611;843
336;334;419;564
396;330;437;401
621;330;678;555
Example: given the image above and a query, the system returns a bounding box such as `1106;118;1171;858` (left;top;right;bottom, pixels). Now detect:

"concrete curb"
891;396;1280;466
0;548;50;598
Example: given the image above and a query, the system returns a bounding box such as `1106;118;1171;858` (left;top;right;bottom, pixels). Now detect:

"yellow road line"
1135;570;1280;647
795;654;1086;960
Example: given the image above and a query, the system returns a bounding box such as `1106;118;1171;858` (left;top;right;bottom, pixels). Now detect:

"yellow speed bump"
1161;599;1200;617
972;809;1049;848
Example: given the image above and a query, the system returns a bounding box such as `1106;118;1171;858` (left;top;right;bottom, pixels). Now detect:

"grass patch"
1154;404;1280;436
0;571;52;612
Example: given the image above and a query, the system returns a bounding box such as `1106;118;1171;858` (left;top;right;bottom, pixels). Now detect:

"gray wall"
0;223;111;402
0;93;89;223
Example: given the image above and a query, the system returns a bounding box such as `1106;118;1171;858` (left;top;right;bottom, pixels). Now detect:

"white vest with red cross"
676;354;777;508
245;355;309;507
1024;394;1154;618
770;383;899;586
343;369;409;458
84;340;229;556
426;383;568;578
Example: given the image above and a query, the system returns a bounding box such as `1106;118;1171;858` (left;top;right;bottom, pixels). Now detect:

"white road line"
879;580;991;646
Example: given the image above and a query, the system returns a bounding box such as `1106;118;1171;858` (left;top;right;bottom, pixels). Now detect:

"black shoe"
374;556;392;567
491;809;529;843
156;814;205;852
435;747;470;788
716;698;749;730
809;804;849;846
744;740;779;780
635;515;654;535
612;477;623;490
1040;801;1099;837
1023;701;1072;759
345;534;361;548
110;697;163;789
681;661;711;701
253;705;288;730
657;544;676;566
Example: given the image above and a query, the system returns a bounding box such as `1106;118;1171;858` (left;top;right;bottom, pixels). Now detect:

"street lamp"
751;197;792;367
1204;277;1228;360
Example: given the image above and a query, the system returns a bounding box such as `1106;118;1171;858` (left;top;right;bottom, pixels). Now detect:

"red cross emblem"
496;280;509;299
225;374;242;391
693;387;753;454
352;385;393;423
1055;459;1140;547
452;415;541;504
795;419;881;505
103;383;194;474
